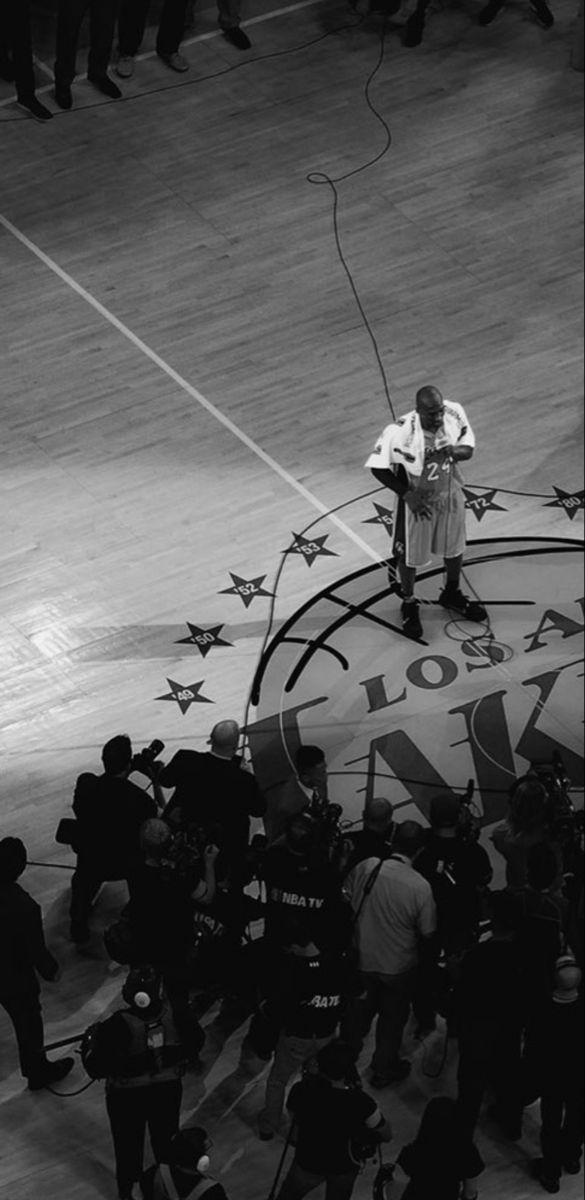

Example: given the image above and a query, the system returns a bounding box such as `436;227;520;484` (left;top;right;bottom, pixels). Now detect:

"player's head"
209;720;240;757
416;386;445;432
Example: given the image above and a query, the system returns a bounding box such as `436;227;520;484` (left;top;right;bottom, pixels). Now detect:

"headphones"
122;965;162;1011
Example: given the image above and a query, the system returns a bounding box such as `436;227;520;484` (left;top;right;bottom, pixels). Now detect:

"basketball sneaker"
401;598;424;639
439;586;487;623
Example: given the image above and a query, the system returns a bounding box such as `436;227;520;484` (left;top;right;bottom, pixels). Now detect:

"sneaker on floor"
28;1056;74;1091
403;13;425;45
478;0;504;22
17;95;54;121
87;73;122;99
116;55;135;78
533;1160;561;1194
401;598;423;640
438;586;487;623
529;0;554;25
157;50;190;72
222;26;252;49
54;82;73;110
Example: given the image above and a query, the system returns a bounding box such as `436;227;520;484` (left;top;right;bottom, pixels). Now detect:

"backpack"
80;1020;116;1080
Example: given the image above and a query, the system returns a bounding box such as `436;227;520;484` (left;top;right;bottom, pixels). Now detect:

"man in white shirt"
344;821;437;1086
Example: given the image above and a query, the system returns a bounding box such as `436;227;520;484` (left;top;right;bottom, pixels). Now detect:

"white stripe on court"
0;211;381;563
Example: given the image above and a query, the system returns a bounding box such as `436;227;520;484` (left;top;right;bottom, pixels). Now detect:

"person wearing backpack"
83;966;187;1200
141;1125;229;1199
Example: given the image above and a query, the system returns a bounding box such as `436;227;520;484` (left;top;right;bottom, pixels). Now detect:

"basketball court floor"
0;0;583;1194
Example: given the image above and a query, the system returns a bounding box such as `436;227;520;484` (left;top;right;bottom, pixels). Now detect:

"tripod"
266;1119;297;1200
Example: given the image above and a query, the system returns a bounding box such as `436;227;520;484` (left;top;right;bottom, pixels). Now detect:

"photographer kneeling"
69;735;162;945
276;1040;392;1200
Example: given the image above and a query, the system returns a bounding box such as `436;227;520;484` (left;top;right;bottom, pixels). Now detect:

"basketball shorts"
392;485;467;568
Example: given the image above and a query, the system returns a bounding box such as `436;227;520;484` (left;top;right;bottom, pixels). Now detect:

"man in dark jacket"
532;955;584;1194
257;927;354;1139
160;721;265;890
276;1041;392;1200
0;837;74;1090
70;734;158;944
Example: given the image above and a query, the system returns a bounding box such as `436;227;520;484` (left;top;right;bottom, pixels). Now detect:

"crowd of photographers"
0;727;583;1199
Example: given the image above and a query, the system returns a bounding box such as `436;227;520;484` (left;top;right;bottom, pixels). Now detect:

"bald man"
159;722;265;889
366;386;487;641
341;797;396;877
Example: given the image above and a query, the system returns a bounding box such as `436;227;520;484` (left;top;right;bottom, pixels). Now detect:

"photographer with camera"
275;1040;392;1200
256;921;355;1141
159;720;265;892
491;773;564;892
263;810;350;956
69;734;163;945
125;819;219;1061
82;965;186;1200
344;821;436;1087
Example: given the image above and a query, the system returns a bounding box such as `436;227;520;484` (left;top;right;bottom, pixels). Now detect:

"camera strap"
354;858;385;923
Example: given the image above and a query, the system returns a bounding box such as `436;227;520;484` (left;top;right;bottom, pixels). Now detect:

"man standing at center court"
365;386;487;640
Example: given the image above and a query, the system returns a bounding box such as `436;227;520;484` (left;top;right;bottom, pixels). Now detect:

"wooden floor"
0;0;583;1194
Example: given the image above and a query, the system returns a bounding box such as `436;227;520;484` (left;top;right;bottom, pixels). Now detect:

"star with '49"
543;486;584;521
156;678;213;714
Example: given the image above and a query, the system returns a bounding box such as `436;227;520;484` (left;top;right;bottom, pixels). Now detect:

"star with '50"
176;623;233;657
156;679;213;714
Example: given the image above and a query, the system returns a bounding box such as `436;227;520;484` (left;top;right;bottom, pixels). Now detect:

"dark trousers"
0;0;35;100
341;969;415;1079
0;986;47;1081
106;1078;182;1196
55;0;119;85
70;860;128;933
457;1019;524;1140
161;965;205;1060
277;1161;358;1200
540;1077;584;1178
118;0;188;55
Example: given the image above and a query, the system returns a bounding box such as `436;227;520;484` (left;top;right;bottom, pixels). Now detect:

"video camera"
526;752;584;860
131;739;165;777
302;792;351;869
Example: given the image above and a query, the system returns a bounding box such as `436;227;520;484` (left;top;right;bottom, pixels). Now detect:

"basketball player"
366;386;487;640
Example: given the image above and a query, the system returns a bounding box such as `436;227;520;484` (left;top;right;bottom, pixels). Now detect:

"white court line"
0;211;381;564
0;0;325;107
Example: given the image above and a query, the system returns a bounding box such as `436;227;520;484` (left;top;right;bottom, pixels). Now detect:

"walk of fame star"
286;532;339;567
176;623;233;657
219;573;275;608
462;487;508;522
543;487;584;521
156;678;213;714
362;503;394;537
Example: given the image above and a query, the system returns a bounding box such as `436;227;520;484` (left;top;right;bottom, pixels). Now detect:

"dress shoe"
28;1056;74;1091
115;55;135;79
478;0;505;22
54;82;73;110
17;95;54;122
222;26;252;49
533;1160;561;1194
88;73;122;99
563;1158;582;1174
529;0;554;25
157;51;190;72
